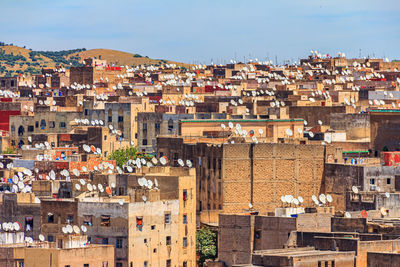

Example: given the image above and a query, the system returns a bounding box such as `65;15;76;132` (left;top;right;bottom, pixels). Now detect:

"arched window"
40;119;46;129
108;109;112;122
18;125;25;136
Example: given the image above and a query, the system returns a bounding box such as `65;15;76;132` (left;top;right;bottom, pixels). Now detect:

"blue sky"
1;0;399;64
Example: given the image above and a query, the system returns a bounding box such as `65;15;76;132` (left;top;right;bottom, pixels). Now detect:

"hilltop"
0;42;190;77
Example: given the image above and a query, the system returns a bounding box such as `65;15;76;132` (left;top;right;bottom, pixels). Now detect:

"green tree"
108;146;153;168
196;227;217;266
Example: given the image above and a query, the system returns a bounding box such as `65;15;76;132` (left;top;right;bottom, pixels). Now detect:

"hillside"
0;42;190;77
67;48;192;69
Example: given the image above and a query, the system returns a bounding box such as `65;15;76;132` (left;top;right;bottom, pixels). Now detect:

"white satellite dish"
381;207;387;216
39;234;45;242
352;186;359;194
142;195;147;202
75;184;81;190
385;192;390;198
326;194;333;203
87;184;93;192
80;179;86;185
298;196;304;203
345;212;351;218
81;225;87;233
73;225;80;234
285;129;293;137
118;199;124;205
281;196;286;203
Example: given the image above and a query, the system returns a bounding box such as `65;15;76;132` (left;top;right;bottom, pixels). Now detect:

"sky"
0;0;399;64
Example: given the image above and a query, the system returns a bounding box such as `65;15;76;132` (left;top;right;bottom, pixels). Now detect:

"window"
116;238;123;249
155;122;160;129
11;125;15;132
104;135;107;141
102;238;108;245
47;213;54;223
116;263;122;267
183;237;187;248
67;214;74;224
48;235;54;242
28;126;34;132
370;179;376;185
59;122;66;128
108;116;112;122
142;139;147;146
65;265;70;267
35;121;39;128
166;260;171;267
143;123;147;130
164;213;171;224
144;261;148;267
183;214;187;224
387;178;391;184
153;248;157;253
166;236;171;245
183;261;187;267
84;264;89;267
144;238;147;243
118;116;124;122
136;217;143;231
151;225;155;230
40;119;46;128
103;262;109;267
100;215;110;227
84;109;88;116
25;216;33;231
18;262;24;267
83;215;92;226
49;121;55;128
183;189;188;201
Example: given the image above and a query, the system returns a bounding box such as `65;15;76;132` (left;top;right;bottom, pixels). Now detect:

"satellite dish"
87;184;93;192
62;226;68;234
326;194;333;203
75;184;81;190
73;225;80;234
345;212;351;218
111;182;116;188
81;225;87;233
80;179;86;185
293;198;299;205
312;195;317;202
160;156;167;165
221;124;226;129
66;225;73;234
352;186;359;194
118;199;124;205
13;222;20;231
258;129;263;135
248;203;253;209
39;234;45;242
178;159;184;167
281;196;286;203
318;120;322;125
380;207;387;216
385;192;390;198
142;195;147;202
285;129;293;137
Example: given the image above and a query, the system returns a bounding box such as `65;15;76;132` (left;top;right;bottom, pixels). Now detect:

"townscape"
0;42;400;267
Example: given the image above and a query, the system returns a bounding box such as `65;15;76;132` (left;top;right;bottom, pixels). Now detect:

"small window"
166;236;171;245
83;215;92;226
84;264;89;267
103;263;109;267
183;261;187;267
155;122;160;129
183;237;187;248
164;213;171;224
166;260;171;267
136;217;143;231
28;126;34;132
11;125;15;132
116;238;123;249
47;213;54;223
67;214;73;224
84;109;88;116
370;179;375;185
118;116;124;122
35;121;39;128
100;215;110;227
387;178;391;184
183;214;187;224
40;119;46;128
102;238;108;245
108;116;112;122
104;135;107;141
143;123;147;130
48;235;54;242
151;225;155;230
49;121;55;128
144;238;147;243
183;189;188;201
25;216;33;231
142;139;147;146
144;261;148;267
153;248;157;253
59;122;66;128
